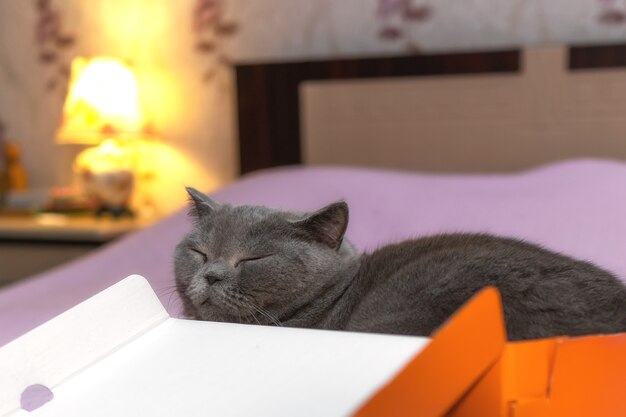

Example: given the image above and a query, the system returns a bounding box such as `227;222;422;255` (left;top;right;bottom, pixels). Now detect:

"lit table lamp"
56;57;150;218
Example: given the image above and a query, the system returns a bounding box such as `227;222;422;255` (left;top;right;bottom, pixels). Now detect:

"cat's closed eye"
190;248;208;263
235;255;273;268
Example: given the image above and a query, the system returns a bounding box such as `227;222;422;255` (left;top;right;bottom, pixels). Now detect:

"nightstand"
0;214;155;287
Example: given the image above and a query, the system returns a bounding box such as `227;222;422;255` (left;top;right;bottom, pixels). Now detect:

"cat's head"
174;187;359;325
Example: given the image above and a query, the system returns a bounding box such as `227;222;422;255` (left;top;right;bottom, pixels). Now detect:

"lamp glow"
56;57;146;145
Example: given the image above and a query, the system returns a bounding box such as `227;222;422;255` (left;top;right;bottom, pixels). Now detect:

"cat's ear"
295;201;349;250
186;186;219;218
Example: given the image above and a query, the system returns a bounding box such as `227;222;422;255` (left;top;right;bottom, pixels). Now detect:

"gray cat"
174;187;626;341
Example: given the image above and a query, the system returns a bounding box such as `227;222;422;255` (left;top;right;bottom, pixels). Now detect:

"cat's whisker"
157;284;180;290
157;289;180;303
166;289;179;310
250;303;283;327
156;290;171;297
233;289;283;327
155;285;183;298
221;294;257;326
250;305;275;325
249;309;261;326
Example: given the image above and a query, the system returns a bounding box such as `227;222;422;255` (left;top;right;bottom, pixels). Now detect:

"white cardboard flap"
1;275;429;417
0;275;169;416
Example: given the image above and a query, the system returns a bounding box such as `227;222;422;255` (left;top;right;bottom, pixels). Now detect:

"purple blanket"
2;159;626;346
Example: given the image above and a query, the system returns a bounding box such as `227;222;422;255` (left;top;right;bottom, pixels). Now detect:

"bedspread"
1;159;626;346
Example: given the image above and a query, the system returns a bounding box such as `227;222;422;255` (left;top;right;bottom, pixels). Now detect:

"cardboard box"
355;289;626;417
1;275;625;416
0;275;429;416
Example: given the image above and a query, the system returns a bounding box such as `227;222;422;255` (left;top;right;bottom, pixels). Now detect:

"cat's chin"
193;305;272;325
194;304;240;323
194;305;224;321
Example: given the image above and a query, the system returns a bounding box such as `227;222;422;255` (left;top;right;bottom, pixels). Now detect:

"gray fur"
175;188;626;341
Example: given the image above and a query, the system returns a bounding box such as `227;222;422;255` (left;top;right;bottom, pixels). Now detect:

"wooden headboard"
235;44;626;175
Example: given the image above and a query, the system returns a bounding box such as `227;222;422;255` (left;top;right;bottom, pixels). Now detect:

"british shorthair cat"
174;187;626;341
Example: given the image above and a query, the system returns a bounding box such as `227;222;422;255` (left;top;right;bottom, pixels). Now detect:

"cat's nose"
204;274;224;285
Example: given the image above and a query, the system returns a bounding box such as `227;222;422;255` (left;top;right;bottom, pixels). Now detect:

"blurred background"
3;0;626;215
3;0;626;284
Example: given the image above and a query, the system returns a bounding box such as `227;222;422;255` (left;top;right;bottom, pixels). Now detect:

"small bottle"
0;122;8;204
5;143;28;191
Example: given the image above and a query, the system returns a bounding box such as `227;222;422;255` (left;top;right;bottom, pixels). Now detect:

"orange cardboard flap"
512;334;626;417
353;287;507;417
353;286;626;417
448;338;563;417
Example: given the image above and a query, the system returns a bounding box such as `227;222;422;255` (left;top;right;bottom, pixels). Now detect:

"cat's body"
304;234;626;340
175;188;626;341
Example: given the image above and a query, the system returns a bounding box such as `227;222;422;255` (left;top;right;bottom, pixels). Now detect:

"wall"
227;0;626;61
0;0;233;214
0;0;623;213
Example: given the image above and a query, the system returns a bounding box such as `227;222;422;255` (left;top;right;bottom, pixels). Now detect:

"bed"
2;158;626;346
3;43;626;347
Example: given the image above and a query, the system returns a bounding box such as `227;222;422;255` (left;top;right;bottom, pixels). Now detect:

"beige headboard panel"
300;46;626;172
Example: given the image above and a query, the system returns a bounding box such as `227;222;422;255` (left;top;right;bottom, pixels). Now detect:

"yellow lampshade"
56;57;147;145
